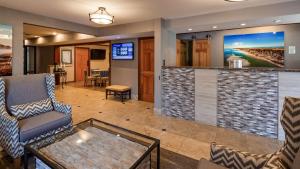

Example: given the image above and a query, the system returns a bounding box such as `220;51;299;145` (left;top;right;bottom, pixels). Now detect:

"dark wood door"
75;47;89;81
139;38;154;102
193;39;211;67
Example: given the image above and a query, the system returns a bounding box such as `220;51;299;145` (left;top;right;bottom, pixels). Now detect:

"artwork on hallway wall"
0;24;12;76
224;32;285;68
61;50;72;64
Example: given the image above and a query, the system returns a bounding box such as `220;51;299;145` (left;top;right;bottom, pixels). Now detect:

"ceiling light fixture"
212;26;218;29
89;7;114;25
188;28;193;31
224;0;247;2
240;23;246;26
52;32;57;35
273;19;281;23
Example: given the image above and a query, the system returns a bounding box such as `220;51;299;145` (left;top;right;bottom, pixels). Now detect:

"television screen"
112;42;134;60
224;32;284;68
91;49;106;60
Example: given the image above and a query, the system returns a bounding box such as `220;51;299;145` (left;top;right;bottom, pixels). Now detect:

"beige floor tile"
54;83;282;160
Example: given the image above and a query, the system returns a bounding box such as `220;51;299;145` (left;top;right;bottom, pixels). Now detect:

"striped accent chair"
0;74;72;159
198;97;300;169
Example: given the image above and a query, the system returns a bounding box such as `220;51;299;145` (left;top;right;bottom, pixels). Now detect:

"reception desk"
161;66;300;140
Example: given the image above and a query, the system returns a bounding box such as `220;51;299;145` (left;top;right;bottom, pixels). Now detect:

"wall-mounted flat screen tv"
112;42;134;60
224;31;285;68
91;49;106;60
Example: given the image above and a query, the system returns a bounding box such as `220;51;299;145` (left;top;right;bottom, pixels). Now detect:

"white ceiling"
0;0;296;27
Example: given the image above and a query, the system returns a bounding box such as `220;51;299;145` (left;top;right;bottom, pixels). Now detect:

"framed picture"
61;50;72;64
0;24;12;76
224;32;285;68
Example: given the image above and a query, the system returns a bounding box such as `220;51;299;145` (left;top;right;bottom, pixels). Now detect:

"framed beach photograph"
61;50;72;64
224;32;285;68
0;24;12;76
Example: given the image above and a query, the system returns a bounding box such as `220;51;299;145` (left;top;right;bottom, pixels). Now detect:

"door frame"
74;47;90;81
23;45;37;74
138;37;155;101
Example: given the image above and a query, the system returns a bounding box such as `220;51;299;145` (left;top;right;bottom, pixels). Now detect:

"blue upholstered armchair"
0;74;72;158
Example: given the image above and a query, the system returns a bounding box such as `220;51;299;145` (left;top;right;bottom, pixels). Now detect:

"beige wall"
0;6;98;75
77;45;110;73
111;39;139;99
177;24;300;69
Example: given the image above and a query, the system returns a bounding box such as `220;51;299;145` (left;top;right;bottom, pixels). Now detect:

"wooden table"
53;71;67;88
106;85;131;102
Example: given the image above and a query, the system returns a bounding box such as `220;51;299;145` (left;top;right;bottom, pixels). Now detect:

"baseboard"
154;108;161;115
131;94;138;100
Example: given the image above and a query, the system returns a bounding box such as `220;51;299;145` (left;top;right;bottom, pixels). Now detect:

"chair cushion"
263;152;286;169
4;74;49;109
279;97;300;169
198;159;228;169
19;111;71;142
106;85;131;92
10;98;53;120
210;143;270;169
292;150;300;169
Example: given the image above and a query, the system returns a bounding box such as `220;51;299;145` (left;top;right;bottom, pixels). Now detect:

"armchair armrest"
0;105;22;158
52;101;72;117
210;142;271;169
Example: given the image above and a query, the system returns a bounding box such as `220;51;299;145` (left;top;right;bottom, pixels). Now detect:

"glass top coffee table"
24;118;160;169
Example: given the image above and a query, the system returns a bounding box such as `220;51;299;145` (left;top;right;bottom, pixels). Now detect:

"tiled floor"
55;82;283;160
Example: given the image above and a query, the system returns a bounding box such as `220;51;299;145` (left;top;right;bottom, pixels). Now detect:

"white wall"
59;46;75;82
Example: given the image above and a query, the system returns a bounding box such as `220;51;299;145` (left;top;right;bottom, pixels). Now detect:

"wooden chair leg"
13;157;21;169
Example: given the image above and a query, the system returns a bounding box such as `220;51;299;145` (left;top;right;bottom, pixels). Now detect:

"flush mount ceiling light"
212;26;218;29
188;28;193;31
240;23;246;26
89;7;114;25
273;19;282;23
224;0;247;2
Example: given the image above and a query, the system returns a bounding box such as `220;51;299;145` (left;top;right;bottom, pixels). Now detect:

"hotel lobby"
0;0;300;169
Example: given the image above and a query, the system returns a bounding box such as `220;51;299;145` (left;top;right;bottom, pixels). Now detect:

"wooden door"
75;47;89;81
176;40;188;66
139;38;154;102
54;46;60;64
193;39;211;67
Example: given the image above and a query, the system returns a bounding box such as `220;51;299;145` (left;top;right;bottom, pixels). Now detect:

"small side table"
106;85;131;102
54;71;67;89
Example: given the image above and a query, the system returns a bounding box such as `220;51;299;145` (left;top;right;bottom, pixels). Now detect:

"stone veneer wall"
217;70;279;138
161;68;195;120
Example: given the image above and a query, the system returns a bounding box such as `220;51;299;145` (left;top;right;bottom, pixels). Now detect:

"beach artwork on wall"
0;24;12;76
224;32;285;68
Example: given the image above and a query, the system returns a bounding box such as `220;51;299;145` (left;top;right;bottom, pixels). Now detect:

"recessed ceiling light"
225;0;247;2
273;19;281;23
212;26;218;29
240;23;246;26
188;28;193;31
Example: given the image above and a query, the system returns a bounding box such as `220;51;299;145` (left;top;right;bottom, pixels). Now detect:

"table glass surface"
26;119;158;169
